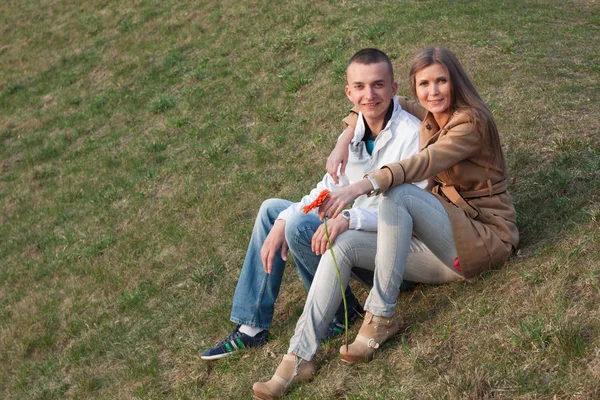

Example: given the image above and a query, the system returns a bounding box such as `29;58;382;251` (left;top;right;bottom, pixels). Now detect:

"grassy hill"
1;0;599;398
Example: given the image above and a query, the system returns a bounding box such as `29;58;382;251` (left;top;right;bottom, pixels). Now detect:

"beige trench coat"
344;98;519;278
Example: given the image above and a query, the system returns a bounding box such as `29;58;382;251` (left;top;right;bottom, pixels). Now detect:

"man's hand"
311;215;350;255
260;219;288;274
326;125;354;184
318;178;373;220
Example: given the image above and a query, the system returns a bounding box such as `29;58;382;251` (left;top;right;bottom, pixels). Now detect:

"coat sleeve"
397;96;428;121
368;119;482;192
342;107;359;128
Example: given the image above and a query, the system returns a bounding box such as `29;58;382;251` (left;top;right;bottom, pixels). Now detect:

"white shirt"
277;96;426;230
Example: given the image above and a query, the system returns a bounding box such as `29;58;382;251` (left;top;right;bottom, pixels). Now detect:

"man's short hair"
347;48;394;82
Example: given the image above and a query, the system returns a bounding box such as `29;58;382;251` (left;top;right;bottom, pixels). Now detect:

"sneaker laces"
217;327;243;347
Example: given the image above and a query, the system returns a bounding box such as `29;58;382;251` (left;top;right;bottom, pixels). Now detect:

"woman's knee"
379;184;415;214
380;184;441;214
382;183;419;202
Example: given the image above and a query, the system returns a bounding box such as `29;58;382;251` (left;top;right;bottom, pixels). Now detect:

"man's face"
345;62;398;124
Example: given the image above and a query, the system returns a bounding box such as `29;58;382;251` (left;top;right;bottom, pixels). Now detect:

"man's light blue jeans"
230;198;359;330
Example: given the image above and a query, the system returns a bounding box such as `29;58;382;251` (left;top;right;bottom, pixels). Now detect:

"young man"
201;48;425;361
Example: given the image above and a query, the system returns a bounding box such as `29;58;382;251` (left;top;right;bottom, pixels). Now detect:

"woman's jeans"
230;198;359;330
288;184;462;360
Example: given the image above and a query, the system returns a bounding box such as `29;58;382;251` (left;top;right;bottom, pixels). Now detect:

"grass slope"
1;0;599;398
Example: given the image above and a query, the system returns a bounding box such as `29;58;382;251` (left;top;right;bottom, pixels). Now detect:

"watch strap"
365;175;380;197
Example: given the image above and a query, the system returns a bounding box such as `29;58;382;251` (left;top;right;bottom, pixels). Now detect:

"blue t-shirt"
361;102;394;155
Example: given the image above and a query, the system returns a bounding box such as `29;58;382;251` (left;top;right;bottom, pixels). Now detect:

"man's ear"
392;81;398;95
345;85;353;102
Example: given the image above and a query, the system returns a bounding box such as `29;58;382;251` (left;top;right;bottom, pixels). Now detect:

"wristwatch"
341;210;351;223
365;175;380;197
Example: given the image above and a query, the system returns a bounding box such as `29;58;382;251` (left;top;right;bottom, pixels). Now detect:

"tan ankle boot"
339;312;400;363
252;354;316;400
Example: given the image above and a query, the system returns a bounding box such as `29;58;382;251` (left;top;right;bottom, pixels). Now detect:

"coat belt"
458;178;508;199
437;178;508;219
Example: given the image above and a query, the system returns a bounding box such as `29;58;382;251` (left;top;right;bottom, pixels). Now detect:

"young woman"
252;47;519;399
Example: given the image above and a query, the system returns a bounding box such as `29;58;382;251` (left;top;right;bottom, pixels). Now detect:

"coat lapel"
420;112;440;150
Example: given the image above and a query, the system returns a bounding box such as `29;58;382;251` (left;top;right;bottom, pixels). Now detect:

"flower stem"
322;217;348;351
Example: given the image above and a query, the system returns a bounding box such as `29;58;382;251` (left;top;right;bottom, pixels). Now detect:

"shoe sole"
201;339;268;361
253;392;271;400
340;353;373;364
200;352;232;361
253;376;315;400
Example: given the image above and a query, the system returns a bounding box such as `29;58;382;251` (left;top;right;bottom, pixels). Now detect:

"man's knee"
285;213;317;246
259;198;284;214
257;198;290;222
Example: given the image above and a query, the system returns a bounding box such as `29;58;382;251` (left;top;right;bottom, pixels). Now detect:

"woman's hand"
326;144;349;185
326;125;354;184
318;178;374;220
311;215;349;255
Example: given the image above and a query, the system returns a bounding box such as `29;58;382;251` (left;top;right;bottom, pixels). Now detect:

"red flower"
303;189;330;214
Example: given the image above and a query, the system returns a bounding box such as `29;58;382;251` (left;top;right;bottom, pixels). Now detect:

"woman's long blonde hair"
409;47;506;171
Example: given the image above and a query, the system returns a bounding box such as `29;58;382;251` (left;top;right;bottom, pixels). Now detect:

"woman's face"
415;62;452;123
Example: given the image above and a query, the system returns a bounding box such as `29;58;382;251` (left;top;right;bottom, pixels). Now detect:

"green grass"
1;0;599;398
